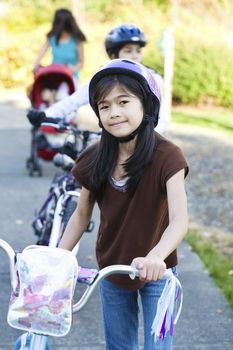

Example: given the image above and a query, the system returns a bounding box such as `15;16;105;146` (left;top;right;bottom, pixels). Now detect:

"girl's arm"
59;187;95;251
33;39;50;72
132;168;188;281
69;42;84;73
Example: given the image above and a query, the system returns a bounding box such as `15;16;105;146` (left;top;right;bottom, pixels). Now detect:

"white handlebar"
0;239;17;290
73;264;139;312
0;239;178;316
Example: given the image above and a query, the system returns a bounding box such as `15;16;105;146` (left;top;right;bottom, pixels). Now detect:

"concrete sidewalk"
174;241;233;350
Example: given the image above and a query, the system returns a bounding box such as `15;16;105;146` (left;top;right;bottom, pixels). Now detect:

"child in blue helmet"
28;24;167;133
33;8;86;88
104;24;167;133
59;59;188;350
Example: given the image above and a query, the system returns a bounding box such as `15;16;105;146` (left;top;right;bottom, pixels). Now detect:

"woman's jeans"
99;268;177;350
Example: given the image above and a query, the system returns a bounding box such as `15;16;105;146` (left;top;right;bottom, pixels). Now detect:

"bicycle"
0;238;182;350
30;117;100;251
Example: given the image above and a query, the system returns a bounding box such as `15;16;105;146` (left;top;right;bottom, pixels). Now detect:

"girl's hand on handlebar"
131;256;166;282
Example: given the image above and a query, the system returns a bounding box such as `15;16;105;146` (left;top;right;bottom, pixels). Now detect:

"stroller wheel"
26;157;43;177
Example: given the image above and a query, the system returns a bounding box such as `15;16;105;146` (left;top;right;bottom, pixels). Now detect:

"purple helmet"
89;59;161;115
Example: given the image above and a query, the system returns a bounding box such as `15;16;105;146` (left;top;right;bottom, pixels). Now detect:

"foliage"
145;34;233;109
172;37;233;108
84;0;125;22
1;0;233;110
186;230;233;308
172;107;233;135
2;0;70;31
143;0;170;11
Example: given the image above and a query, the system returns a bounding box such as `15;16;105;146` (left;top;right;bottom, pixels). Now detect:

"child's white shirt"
45;83;89;122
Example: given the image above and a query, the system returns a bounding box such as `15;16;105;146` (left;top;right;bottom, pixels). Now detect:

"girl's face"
97;85;144;137
118;44;142;63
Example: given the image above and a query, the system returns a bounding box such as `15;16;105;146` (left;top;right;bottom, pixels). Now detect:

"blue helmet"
89;59;160;127
105;24;147;58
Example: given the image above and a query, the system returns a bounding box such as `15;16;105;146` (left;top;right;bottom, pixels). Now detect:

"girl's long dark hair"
83;75;158;201
47;8;86;44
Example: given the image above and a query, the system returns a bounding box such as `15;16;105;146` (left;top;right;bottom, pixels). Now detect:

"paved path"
167;122;233;239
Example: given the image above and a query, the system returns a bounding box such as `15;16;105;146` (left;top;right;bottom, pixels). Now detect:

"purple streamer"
159;311;167;340
170;315;174;336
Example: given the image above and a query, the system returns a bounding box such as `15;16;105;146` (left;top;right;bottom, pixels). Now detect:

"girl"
59;59;189;350
33;8;86;88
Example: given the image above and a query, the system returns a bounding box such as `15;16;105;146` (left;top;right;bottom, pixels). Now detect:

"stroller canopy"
29;64;76;109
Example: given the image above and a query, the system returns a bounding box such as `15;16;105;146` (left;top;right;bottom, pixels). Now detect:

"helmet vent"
122;59;136;65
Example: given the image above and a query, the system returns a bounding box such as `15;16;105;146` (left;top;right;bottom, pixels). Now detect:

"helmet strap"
100;114;152;143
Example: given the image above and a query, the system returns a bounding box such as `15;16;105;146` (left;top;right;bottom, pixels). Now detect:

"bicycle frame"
32;125;100;247
32;175;75;243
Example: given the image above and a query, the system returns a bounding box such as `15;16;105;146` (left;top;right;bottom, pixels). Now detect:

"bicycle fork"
29;334;48;350
49;190;80;249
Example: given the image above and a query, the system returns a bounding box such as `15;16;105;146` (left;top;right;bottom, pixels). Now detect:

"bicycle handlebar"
73;265;138;313
72;266;174;313
53;153;75;170
0;239;174;315
0;239;17;290
40;119;102;141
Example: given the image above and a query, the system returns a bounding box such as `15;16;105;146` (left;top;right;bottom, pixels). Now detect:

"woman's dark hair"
47;8;86;44
82;74;157;201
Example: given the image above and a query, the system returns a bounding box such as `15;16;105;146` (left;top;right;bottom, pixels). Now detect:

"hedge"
1;1;233;109
143;35;233;109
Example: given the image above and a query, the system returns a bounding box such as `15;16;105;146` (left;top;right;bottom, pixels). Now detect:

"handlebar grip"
27;109;46;127
27;108;65;128
42;117;64;125
53;153;75;170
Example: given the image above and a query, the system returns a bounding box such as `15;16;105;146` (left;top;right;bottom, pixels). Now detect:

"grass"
172;106;233;134
186;230;233;309
173;106;233;307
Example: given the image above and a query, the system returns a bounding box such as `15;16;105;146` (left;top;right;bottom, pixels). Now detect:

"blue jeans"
99;268;177;350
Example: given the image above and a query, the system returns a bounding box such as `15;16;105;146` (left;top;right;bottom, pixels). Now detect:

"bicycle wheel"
35;193;57;246
36;220;53;246
13;333;50;350
62;196;95;235
61;197;80;255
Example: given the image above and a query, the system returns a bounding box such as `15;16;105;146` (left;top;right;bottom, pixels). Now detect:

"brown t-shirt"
72;133;188;290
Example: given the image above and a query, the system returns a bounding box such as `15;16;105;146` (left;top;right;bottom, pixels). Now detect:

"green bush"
142;47;164;76
145;35;233;109
178;38;233;108
1;0;233;110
